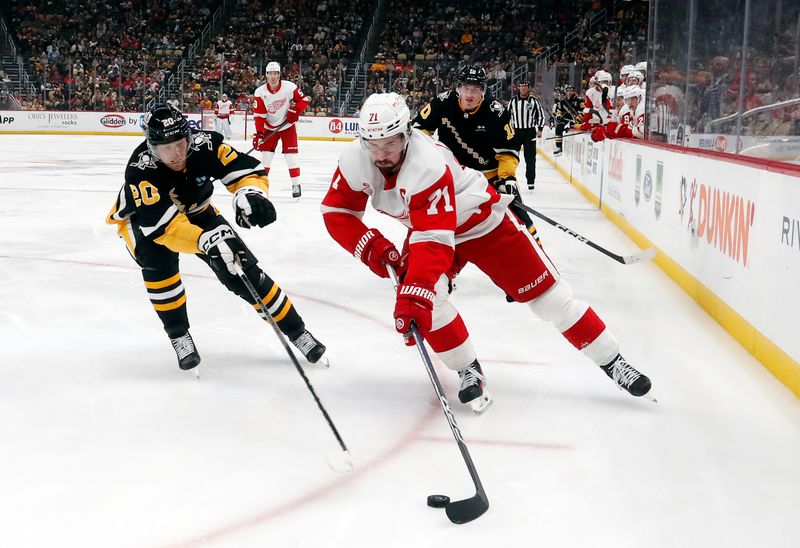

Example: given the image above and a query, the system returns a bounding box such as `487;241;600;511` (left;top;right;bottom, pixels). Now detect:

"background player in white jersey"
252;61;310;198
591;85;645;141
214;93;234;139
582;70;614;125
321;93;653;411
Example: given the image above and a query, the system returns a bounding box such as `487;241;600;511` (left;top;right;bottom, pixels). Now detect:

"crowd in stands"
177;0;366;115
5;0;793;142
5;0;219;111
369;0;646;113
3;0;640;116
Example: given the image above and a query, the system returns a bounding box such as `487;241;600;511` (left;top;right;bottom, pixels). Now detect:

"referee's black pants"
516;128;538;189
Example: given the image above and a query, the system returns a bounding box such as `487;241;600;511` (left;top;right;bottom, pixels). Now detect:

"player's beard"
374;149;406;175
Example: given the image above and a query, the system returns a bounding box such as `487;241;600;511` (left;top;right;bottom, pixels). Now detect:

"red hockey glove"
615;124;633;138
252;131;269;151
591;125;607;142
605;121;619;138
354;229;403;278
394;282;435;340
286;107;299;124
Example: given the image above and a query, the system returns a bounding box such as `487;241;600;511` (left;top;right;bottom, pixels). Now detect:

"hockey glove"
198;225;249;276
354;229;403;278
252;131;269;151
495;176;520;199
394;282;435;341
286;107;299;124
495;177;524;207
591;126;607;142
233;187;276;228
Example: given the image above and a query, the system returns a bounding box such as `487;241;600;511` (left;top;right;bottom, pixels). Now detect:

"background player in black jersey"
412;64;539;243
552;85;584;155
106;104;326;370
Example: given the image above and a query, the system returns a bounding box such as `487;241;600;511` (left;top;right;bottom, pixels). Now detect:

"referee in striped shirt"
508;81;546;189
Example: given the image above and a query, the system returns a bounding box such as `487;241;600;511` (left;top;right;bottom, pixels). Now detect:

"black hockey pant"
127;208;305;340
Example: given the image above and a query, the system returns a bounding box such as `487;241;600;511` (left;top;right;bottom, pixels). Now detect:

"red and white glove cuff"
353;229;377;260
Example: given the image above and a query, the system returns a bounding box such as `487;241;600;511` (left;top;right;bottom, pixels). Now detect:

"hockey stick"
387;265;489;524
233;260;353;472
541;129;593;141
243;123;291;155
517;203;656;265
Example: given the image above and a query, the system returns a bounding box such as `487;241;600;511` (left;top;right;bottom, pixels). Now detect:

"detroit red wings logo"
267;98;287;114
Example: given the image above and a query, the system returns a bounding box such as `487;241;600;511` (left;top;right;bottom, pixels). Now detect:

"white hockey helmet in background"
594;70;613;84
623;85;644;100
635;61;647;73
358;92;411;142
620;64;635;77
265;61;281;73
627;70;644;84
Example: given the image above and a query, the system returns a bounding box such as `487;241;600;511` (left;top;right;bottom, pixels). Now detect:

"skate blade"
318;355;330;368
470;389;493;415
643;392;658;403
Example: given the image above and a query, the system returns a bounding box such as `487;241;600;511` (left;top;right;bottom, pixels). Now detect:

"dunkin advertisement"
540;125;800;371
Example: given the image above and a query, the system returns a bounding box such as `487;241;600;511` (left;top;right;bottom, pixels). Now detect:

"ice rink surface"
1;135;799;547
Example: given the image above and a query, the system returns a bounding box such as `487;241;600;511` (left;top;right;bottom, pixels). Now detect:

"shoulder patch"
129;150;157;171
437;91;450;101
190;132;214;152
489;100;504;114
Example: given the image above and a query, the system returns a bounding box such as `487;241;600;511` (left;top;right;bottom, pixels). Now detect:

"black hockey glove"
198;225;250;276
495;176;521;203
233;187;276;228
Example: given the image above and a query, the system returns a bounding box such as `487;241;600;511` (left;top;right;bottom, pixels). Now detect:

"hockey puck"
426;494;450;508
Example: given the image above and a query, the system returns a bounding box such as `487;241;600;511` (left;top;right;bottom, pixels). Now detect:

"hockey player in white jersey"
591;85;645;141
214;93;234;139
252;61;310;198
583;70;614;125
321;93;653;411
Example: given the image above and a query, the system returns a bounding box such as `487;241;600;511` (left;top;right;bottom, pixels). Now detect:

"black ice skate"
600;354;652;398
553;147;563;156
170;332;201;370
457;361;493;414
291;329;327;365
292;183;302;199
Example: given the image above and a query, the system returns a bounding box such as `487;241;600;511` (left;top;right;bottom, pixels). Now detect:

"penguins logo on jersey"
191;132;213;151
129;150;157;171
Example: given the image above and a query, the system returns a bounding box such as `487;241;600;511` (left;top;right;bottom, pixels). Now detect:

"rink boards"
0;110;359;141
540;128;800;398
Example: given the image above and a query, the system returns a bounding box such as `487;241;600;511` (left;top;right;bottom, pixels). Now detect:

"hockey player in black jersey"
412;64;539;242
106;104;326;370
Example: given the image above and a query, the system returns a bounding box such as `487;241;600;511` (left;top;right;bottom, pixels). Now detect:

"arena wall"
540;128;800;398
0;110;359;141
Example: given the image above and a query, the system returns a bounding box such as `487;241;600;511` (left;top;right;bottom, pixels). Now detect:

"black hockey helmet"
457;64;487;87
144;103;190;147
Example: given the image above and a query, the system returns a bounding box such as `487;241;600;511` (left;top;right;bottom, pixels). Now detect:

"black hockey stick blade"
445;491;489;524
519;203;656;265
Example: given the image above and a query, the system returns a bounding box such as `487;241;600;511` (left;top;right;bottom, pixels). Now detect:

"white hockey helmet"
265;61;281;73
358;92;411;142
594;70;613;84
635;61;647;73
623;85;644;100
221;93;228;101
620;64;635;77
627;70;644;84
